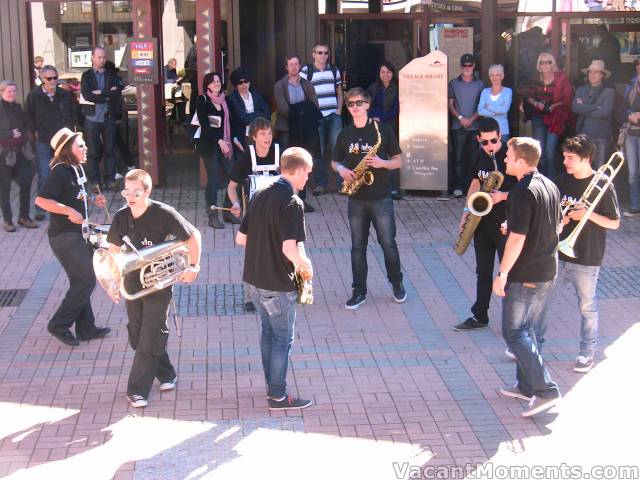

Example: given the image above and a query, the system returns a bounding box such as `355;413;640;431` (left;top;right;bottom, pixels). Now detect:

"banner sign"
128;39;159;84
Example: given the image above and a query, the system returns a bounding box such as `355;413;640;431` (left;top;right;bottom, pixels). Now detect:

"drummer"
227;117;280;219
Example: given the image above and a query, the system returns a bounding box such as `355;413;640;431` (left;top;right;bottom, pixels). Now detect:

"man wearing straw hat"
572;59;615;168
35;127;111;347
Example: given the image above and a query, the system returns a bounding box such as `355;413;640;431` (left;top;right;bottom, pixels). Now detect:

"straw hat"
581;59;611;79
50;127;82;157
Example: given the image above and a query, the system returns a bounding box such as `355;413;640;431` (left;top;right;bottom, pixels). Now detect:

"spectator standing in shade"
163;58;181;84
368;61;402;200
446;53;484;200
34;56;44;87
478;64;512;144
26;65;78;221
572;60;615;169
623;58;640;217
300;42;343;196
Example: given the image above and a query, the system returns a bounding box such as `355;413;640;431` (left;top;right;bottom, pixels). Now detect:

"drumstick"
210;206;234;212
94;185;112;223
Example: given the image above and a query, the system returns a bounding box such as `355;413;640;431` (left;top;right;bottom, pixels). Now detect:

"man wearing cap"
445;53;484;200
572;60;615;168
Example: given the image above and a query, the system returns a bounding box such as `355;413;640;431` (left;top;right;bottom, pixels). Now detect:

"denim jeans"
625;134;640;209
537;261;599;359
202;147;231;208
348;197;403;294
450;129;477;193
592;137;610;169
531;117;559;179
502;280;560;399
85;118;117;184
316;113;343;189
253;288;297;399
34;141;53;212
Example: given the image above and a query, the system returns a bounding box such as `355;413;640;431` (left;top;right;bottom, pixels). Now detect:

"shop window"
499;0;554;13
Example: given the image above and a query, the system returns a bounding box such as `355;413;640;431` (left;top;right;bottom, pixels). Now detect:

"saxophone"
339;120;382;196
454;167;504;255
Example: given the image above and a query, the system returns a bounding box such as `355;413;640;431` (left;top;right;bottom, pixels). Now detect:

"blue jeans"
502;280;560;399
593;137;610;169
348;197;403;294
450;129;477;192
531;117;559;179
316;113;343;189
34;141;53;212
538;261;599;358
253;288;297;399
85;118;117;184
625;134;640;209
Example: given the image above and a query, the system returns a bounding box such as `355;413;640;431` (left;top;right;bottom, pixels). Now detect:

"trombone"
558;151;624;259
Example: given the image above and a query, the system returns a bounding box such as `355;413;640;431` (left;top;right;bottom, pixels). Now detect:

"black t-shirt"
555;173;619;266
334;120;401;201
469;143;518;227
507;172;561;282
229;144;279;184
39;164;87;236
239;178;306;292
106;200;194;294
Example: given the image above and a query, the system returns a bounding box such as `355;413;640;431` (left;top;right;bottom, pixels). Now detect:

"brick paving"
0;153;639;479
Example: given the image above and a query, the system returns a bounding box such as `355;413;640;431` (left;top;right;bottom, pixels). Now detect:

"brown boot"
18;218;38;229
3;221;16;233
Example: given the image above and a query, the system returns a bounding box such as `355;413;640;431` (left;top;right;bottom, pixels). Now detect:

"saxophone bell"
467;191;493;217
364;171;374;186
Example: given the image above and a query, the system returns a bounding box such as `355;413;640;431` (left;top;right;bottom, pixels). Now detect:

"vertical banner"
437;27;473;82
399;50;448;191
128;39;159;84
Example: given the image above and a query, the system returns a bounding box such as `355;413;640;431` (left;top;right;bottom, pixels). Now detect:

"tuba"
339;120;382;196
93;238;193;301
558;151;624;259
454;170;504;255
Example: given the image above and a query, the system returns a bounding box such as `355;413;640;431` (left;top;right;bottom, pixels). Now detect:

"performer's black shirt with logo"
39;164;86;236
239;178;306;292
507;172;561;282
554;173;619;266
469;143;517;227
107;200;194;294
334;120;401;201
229;143;280;184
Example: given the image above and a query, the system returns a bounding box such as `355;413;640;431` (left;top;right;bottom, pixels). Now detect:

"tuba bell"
93;239;192;301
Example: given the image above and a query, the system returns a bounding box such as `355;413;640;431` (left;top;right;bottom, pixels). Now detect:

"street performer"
105;169;201;408
35;127;111;347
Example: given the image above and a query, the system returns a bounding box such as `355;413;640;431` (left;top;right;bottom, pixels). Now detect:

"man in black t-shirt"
105;169;201;408
454;118;517;332
331;87;405;309
492;137;562;418
539;136;620;374
236;147;313;411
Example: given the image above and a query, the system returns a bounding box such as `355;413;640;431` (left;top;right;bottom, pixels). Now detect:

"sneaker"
3;221;16;233
505;348;517;361
453;189;464;198
345;292;367;310
208;215;225;229
436;191;450;201
47;325;80;347
623;208;640;217
76;326;111;341
18;218;38;229
303;202;315;213
453;317;488;331
312;185;326;196
127;394;148;408
574;355;594;373
268;394;312;411
499;384;532;402
392;282;407;303
521;395;560;417
159;377;177;391
244;301;256;312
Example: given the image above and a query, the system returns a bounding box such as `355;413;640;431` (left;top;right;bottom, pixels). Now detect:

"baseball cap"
460;53;476;65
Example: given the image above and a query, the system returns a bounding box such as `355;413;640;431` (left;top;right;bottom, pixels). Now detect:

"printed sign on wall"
128;39;159;85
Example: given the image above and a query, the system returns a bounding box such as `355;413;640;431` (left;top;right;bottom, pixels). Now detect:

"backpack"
303;63;339;83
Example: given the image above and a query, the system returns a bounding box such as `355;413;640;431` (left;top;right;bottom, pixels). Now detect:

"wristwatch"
497;271;508;279
457;114;463;120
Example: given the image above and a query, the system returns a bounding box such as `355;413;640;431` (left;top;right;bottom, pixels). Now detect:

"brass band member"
331;87;405;309
455;117;517;332
35;128;110;346
236;147;313;410
105;169;201;408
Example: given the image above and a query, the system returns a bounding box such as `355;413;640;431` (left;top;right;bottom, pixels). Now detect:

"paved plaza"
0;153;639;480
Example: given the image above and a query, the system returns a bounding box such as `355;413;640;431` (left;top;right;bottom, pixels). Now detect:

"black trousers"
125;288;176;399
0;155;34;221
471;220;506;323
48;232;97;336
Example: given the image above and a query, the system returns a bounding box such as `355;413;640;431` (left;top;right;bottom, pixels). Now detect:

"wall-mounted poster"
128;39;159;84
69;49;92;69
436;27;473;82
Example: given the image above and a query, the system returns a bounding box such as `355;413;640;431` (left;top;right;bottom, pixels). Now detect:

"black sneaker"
268;394;313;411
453;317;488;331
47;325;80;346
127;394;148;408
77;326;111;341
303;202;315;213
345;292;367;310
244;301;256;312
392;282;407;303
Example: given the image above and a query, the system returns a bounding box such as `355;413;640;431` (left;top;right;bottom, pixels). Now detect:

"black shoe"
453;317;488;331
47;325;80;346
34;212;46;221
312;186;326;196
391;191;406;201
268;394;313;411
345;292;367;310
223;211;241;224
303;202;315;213
208;215;225;229
77;327;111;341
244;301;256;312
392;282;407;303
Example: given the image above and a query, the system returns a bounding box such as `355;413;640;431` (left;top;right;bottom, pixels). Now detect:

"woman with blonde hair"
521;52;574;178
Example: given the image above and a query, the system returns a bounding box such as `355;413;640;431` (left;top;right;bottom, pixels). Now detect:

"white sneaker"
453;189;463;198
574;356;594;373
505;348;517;361
159;377;177;391
128;394;148;408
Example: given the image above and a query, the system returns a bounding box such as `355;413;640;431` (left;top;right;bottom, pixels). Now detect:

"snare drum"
248;174;280;199
87;223;110;249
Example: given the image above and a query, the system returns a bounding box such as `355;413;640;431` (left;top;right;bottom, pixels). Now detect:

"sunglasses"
539;60;553;65
462;63;474;68
44;76;58;81
479;138;499;146
315;51;330;55
237;79;249;85
347;100;368;108
121;189;145;199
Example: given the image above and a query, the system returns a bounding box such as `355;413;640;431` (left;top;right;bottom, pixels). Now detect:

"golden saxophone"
339;120;382;196
454;169;504;255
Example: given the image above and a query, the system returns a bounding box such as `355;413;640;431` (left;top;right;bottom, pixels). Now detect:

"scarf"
207;91;232;158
